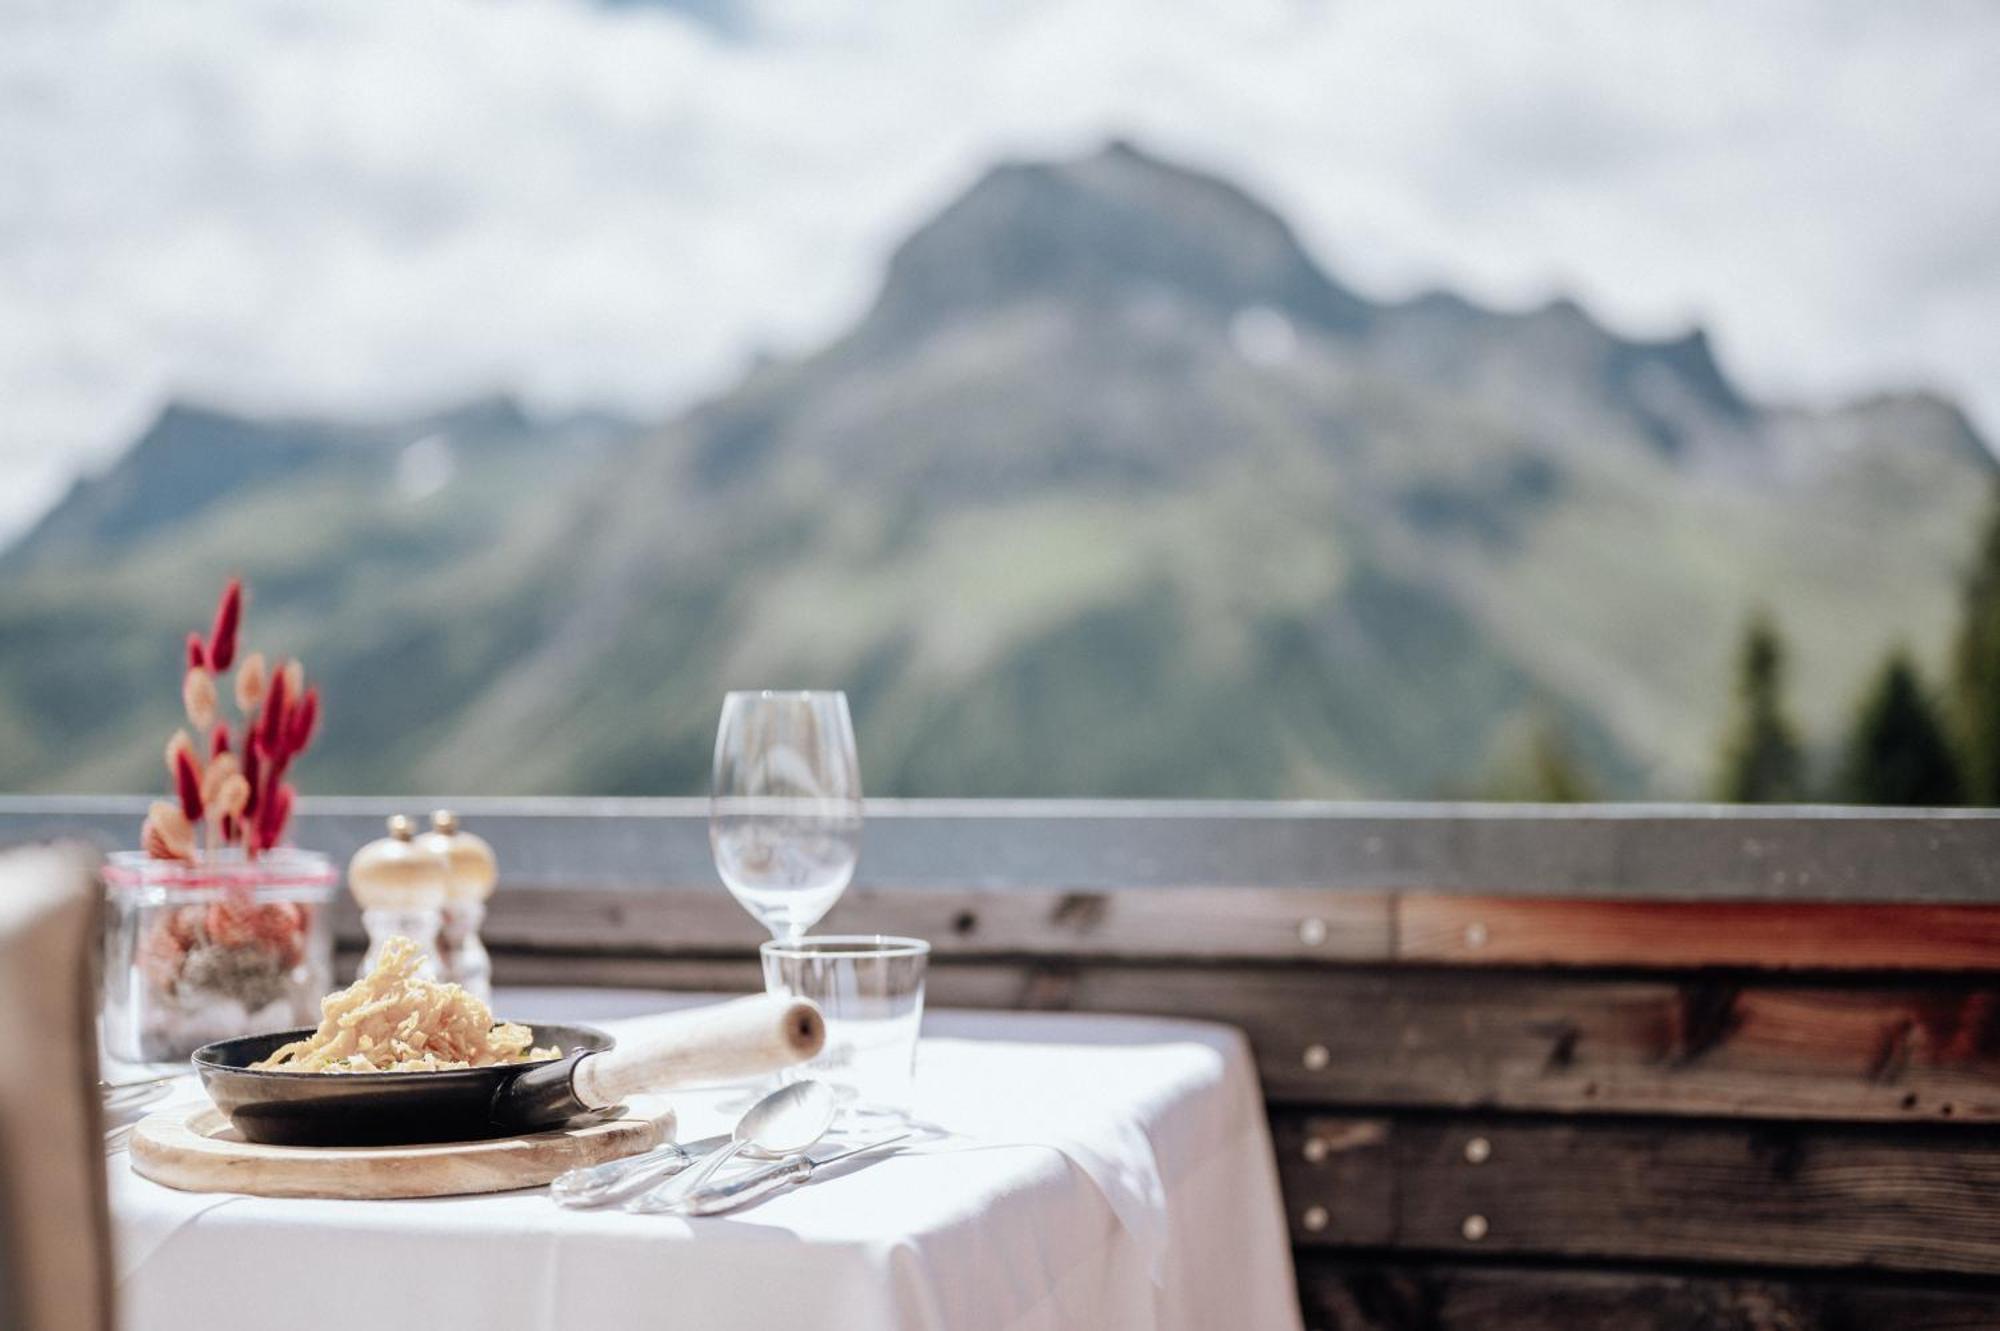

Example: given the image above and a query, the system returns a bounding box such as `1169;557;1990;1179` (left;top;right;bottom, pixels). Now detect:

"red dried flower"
242;741;262;819
211;722;230;759
208;578;243;672
259;781;295;849
259;661;289;756
173;747;205;823
185;632;208;672
286;688;319;756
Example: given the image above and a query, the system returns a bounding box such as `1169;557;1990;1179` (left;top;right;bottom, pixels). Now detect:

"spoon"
626;1079;836;1215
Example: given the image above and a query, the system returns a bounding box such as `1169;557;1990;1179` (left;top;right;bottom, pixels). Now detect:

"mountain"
0;142;1990;799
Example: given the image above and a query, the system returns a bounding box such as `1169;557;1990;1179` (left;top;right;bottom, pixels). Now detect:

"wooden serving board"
130;1101;676;1199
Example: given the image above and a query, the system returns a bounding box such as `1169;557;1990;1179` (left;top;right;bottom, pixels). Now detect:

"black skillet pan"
192;994;824;1147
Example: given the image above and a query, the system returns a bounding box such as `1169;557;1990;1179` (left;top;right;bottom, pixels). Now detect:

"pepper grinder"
419;809;497;1002
347;814;446;979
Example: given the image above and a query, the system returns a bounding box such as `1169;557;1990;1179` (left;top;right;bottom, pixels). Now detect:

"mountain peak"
861;139;1373;343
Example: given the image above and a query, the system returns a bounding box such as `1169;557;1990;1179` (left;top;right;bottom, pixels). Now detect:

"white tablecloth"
109;990;1302;1331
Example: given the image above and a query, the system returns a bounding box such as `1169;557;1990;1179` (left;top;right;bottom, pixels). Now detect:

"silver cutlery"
100;1073;180;1114
679;1133;913;1216
549;1133;730;1209
626;1080;836;1215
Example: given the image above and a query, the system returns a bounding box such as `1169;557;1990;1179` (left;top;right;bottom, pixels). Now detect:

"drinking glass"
710;690;863;942
761;936;929;1120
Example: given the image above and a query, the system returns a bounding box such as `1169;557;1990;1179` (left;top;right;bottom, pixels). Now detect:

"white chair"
0;842;112;1331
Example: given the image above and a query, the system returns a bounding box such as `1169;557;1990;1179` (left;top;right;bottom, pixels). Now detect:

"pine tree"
1952;483;2000;803
1838;650;1964;806
1712;610;1806;802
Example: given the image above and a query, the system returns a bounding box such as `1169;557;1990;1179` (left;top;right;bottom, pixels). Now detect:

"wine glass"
710;691;863;942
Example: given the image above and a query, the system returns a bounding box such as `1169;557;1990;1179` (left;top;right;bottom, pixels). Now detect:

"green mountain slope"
1;142;1989;798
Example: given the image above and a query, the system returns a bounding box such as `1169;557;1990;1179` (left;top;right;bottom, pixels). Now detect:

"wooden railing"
10;798;2000;1328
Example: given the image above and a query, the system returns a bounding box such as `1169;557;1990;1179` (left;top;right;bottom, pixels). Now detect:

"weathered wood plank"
485;953;2000;1122
477;883;1393;962
1295;1259;2000;1331
1286;1114;2000;1275
1400;895;2000;971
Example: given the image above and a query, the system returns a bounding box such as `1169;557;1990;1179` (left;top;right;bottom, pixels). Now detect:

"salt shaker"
347;814;446;979
419;809;497;1002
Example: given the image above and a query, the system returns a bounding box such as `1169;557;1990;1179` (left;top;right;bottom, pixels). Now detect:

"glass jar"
100;849;337;1065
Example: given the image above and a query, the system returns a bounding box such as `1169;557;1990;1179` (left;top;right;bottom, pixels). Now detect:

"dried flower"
282;659;304;707
211;722;231;759
167;905;203;947
182;666;217;731
173;747;205;823
206;900;260;949
136;925;186;990
185;632;208;672
200;752;241;814
259;662;289;756
258;781;295;850
286;687;320;755
208;578;243;672
214;773;251;820
165;729;196;780
242;741;262;819
142;801;196;863
234;651;268;715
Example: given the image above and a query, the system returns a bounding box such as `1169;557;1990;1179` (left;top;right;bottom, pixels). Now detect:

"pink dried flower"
182;666;217;731
208;578;243;672
200;752;241;814
214;773;251;820
234;651;268;715
137;924;186;990
142;801;195;863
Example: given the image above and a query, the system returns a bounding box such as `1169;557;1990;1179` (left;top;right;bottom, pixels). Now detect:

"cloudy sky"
2;0;1995;539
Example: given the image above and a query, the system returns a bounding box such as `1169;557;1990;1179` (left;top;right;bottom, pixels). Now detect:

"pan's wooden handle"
569;995;824;1110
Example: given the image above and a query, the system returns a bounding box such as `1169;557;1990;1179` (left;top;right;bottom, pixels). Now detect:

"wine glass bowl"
711;691;862;941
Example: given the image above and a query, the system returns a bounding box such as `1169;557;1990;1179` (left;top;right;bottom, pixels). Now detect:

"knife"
678;1133;913;1216
550;1133;733;1208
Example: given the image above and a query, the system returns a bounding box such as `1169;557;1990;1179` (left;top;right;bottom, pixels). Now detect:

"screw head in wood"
1297;916;1328;946
1302;1205;1330;1233
1463;921;1489;949
1302;1043;1330;1071
1464;1136;1492;1164
1461;1214;1489;1241
1302;1136;1328;1163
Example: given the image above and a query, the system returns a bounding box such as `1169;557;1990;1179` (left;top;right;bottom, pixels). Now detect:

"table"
109;990;1303;1331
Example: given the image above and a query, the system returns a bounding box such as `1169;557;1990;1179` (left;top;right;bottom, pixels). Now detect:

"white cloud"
0;0;1995;538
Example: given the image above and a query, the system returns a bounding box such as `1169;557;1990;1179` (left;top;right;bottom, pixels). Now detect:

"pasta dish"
252;935;559;1073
